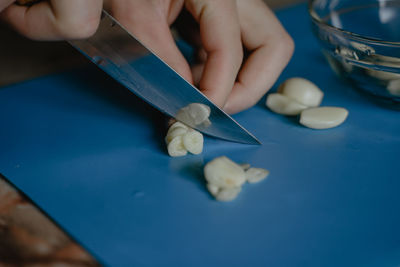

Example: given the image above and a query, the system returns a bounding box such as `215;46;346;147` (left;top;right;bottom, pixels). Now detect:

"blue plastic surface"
1;4;400;267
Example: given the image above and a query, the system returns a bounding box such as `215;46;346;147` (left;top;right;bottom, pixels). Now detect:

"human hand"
0;0;103;40
0;0;294;114
107;0;294;114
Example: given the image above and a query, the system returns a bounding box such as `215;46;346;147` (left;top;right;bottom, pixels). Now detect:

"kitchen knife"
15;2;260;144
69;11;260;144
13;4;255;144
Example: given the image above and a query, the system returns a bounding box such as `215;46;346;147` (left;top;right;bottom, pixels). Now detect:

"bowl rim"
308;0;400;46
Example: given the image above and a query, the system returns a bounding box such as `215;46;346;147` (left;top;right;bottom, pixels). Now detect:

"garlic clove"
278;77;324;107
266;93;308;115
300;107;349;129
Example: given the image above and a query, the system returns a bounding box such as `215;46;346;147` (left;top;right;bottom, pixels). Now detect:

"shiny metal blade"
69;11;260;145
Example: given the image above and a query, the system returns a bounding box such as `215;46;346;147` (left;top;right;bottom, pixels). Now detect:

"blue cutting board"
1;4;400;267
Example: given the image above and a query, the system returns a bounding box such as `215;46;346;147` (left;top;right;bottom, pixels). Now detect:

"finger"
224;0;294;114
110;0;192;83
0;1;14;12
166;0;185;25
0;0;102;40
185;0;243;108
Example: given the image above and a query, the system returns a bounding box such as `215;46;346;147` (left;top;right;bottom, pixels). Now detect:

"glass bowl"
309;0;400;108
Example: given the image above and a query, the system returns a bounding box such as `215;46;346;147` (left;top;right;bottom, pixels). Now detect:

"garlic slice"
167;135;187;157
245;168;270;183
182;129;204;155
165;127;188;145
166;121;188;136
165;121;204;156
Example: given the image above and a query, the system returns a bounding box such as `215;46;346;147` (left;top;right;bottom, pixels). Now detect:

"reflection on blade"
69;11;260;144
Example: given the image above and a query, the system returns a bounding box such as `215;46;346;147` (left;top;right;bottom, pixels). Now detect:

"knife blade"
69;11;260;145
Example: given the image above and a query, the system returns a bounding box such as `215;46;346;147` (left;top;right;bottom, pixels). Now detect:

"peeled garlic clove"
239;163;251;171
266;93;308;115
387;79;400;96
204;156;246;188
182;129;203;155
245;168;270;183
278;77;324;107
167;135;187;157
167;121;188;136
300;107;349;129
215;187;241;202
206;183;220;196
165;127;188;145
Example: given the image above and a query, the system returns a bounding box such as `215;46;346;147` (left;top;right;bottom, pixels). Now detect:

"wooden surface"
0;176;100;266
0;0;304;266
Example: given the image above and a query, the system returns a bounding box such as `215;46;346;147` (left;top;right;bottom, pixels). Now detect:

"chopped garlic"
165;127;188;145
215;187;241;202
167;135;187;157
207;183;220;196
167;121;188;136
204;156;246;189
182;129;203;155
166;121;204;157
186;103;211;125
176;103;211;127
239;163;251;171
204;156;270;202
245;168;270;183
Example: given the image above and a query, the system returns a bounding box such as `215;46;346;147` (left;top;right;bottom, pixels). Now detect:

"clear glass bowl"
309;0;400;108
